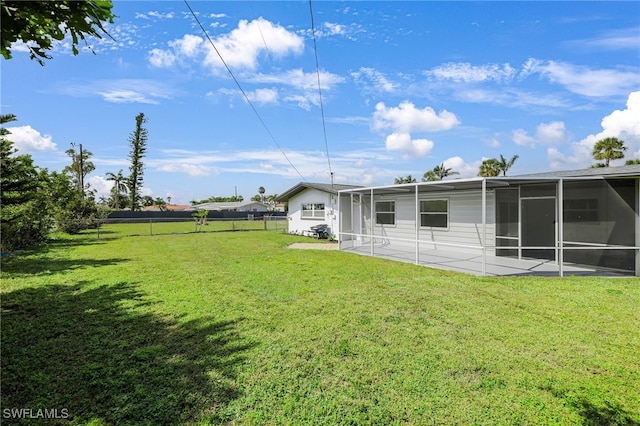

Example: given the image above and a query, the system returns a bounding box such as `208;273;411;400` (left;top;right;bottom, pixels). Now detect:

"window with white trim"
420;199;448;228
375;201;395;225
301;203;325;219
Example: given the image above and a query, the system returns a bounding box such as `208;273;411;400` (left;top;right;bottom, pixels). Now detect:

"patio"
340;240;633;277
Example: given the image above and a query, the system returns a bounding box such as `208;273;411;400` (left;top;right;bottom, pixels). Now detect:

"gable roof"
276;182;363;202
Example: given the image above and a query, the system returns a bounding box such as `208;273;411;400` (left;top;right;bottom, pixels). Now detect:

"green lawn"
1;230;639;425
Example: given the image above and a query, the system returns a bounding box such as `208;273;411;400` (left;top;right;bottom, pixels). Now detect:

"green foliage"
2;232;639;424
479;154;518;177
592;137;626;167
63;143;95;194
127;113;148;211
191;195;244;205
192;209;209;232
1;0;115;65
478;158;500;177
1;123;51;251
394;175;417;184
423;163;459;182
625;159;640;165
105;169;128;209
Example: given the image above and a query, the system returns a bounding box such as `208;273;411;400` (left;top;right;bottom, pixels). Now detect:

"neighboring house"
337;165;639;277
277;182;363;238
188;201;268;212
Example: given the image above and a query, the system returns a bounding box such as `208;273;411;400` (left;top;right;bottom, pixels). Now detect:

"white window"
420;199;448;228
301;203;325;219
375;201;395;225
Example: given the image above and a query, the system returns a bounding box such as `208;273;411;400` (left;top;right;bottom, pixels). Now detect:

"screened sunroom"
337;166;640;277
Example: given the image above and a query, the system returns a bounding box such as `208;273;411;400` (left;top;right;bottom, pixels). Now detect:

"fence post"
150;218;153;236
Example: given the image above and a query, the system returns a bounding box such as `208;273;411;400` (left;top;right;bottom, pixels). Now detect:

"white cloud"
565;27;640;51
426;62;516;83
520;58;640;97
373;101;460;133
372;102;459;158
168;34;203;58
250;68;344;91
149;18;303;73
513;121;568;148
87;175;113;200
351;67;399;93
56;79;175;104
247;88;278;104
203;18;304;71
4;126;57;152
512;129;536;148
385;132;434;158
156;163;214;177
149;49;176;67
547;91;640;168
535;121;567;145
441;156;481;179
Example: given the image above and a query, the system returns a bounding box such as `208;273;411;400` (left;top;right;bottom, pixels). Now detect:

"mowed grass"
1;230;639;425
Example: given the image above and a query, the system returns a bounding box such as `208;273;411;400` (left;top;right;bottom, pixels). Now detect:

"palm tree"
258;186;266;202
497;154;519;176
154;197;167;211
478;158;501;177
106;169;128;209
423;163;458;182
394;175;417;184
592;137;626;167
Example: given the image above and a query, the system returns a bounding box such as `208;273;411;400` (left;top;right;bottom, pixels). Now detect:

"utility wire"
308;0;333;184
184;0;306;181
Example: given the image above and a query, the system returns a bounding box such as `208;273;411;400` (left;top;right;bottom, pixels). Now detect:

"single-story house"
337;165;639;277
276;182;363;238
142;204;191;212
188;201;268;212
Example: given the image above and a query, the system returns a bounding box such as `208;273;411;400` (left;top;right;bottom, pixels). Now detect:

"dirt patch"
288;242;339;250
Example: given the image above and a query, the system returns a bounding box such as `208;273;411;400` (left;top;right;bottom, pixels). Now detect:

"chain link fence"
73;216;289;239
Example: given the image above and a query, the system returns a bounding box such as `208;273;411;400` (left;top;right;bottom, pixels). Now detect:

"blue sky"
3;1;639;204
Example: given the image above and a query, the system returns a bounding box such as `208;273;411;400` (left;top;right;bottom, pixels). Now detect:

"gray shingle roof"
276;182;363;202
514;164;640;178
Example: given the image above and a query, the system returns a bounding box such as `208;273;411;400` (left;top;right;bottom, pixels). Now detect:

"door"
521;198;556;260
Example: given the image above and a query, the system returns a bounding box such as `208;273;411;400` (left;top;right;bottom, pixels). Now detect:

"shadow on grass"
1;282;254;425
575;399;640;426
1;254;129;277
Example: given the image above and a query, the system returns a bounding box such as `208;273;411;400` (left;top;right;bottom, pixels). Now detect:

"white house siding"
288;189;339;237
354;190;495;255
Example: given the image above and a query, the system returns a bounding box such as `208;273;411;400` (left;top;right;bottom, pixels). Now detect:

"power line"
308;0;333;184
183;0;306;181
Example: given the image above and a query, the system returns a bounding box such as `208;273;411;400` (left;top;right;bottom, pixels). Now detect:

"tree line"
0;112;148;251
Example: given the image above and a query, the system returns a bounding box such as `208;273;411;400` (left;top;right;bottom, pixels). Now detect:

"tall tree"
497;154;519;176
258;186;266;202
105;169;127;209
394;175;417;184
592;137;626;167
127;113;148;211
63;143;94;195
478;158;501;177
1;0;115;65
